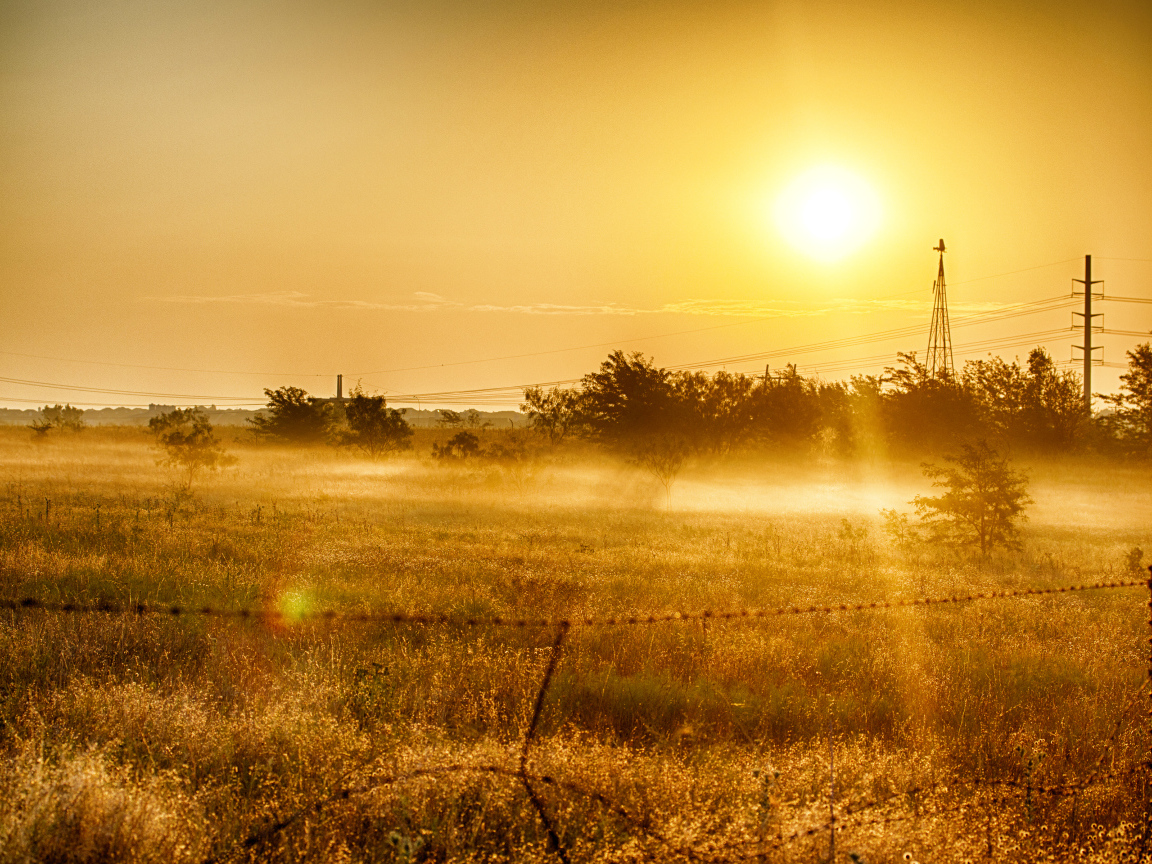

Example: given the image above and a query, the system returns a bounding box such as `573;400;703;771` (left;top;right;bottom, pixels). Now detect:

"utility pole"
1073;255;1102;415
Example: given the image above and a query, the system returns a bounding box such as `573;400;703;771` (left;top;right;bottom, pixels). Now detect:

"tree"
337;387;413;459
462;410;491;429
248;387;329;443
632;435;690;509
913;440;1031;554
963;348;1085;451
672;370;759;454
1019;348;1085;449
29;404;85;436
148;408;234;488
882;353;981;453
753;365;826;448
1099;342;1152;453
521;385;582;445
432;431;481;461
578;350;676;446
437;409;464;428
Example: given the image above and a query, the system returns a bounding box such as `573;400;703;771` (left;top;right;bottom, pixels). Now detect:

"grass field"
0;426;1148;863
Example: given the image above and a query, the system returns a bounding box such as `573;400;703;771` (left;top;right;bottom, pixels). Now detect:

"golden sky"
1;0;1149;408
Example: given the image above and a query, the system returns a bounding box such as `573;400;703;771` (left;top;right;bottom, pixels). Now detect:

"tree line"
31;342;1149;494
521;344;1152;458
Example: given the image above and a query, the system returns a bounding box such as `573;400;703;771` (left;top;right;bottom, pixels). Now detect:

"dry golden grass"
0;426;1148;862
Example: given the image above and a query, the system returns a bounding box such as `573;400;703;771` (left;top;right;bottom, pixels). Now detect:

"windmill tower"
925;239;954;378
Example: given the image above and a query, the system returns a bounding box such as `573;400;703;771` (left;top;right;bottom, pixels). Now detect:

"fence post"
828;714;836;864
1144;567;1152;854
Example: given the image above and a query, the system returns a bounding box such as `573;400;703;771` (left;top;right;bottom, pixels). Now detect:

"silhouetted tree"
29;404;85;436
677;370;759;454
579;351;677;446
512;347;1093;460
753;365;827;448
962;354;1025;441
1019;348;1085;449
337;386;412;459
913;440;1031;554
521;385;582;445
462;410;492;429
248;387;329;443
149;408;234;488
632;435;690;508
432;431;481;460
437;409;464;428
963;348;1084;451
1099;342;1152;454
882;353;981;453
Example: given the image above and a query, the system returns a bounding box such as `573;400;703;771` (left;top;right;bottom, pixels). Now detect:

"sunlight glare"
773;166;882;262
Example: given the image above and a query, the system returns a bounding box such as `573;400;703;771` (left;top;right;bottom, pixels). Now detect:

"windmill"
925;239;954;378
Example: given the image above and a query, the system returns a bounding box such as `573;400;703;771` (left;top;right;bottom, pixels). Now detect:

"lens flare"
278;590;312;624
773;165;882;262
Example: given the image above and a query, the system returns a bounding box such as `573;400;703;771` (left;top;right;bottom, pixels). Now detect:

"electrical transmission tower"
925;238;954;378
1072;254;1102;415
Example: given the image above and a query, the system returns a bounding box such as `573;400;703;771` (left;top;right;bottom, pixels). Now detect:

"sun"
773;165;882;262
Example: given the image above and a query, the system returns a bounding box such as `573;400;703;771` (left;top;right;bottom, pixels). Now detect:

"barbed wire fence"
3;574;1149;862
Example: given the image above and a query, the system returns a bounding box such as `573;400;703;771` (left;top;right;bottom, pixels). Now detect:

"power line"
1102;329;1152;338
796;329;1074;377
0;258;1097;390
0;375;260;402
945;256;1083;285
347;293;933;379
339;260;1087;378
385;325;1081;408
380;298;1078;405
0;351;334;378
0;397;268;408
1;259;1140;409
666;296;1074;371
25;294;1081;408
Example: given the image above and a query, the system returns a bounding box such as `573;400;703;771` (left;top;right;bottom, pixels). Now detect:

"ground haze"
0;427;1147;862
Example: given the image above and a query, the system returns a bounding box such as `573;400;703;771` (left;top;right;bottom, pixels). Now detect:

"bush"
432;431;481;461
913;440;1031;554
631;435;690;508
29;404;85;437
248;387;329;443
148;408;234;488
337;387;413;459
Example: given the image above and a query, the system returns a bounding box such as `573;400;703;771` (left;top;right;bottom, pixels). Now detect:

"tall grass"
0;427;1147;862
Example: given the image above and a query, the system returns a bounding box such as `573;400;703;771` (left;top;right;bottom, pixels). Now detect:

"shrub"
913;439;1031;554
337;387;413;459
148;408;234;488
28;404;85;437
432;431;481;461
248;387;329;443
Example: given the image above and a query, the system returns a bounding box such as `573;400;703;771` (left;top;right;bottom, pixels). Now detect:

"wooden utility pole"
1073;255;1102;414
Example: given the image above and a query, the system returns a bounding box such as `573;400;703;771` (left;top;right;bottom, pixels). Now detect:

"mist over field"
0;417;1148;863
3;0;1151;860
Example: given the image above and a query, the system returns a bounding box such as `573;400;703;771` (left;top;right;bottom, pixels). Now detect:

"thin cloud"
469;302;642;316
146;291;969;318
148;291;460;311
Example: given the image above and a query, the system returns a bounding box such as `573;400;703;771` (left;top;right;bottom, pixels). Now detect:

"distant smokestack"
337;374;343;399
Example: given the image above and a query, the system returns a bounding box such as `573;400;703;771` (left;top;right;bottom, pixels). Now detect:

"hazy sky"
1;0;1149;408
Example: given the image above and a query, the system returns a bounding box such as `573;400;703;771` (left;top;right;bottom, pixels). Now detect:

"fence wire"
2;574;1149;862
1;577;1143;627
